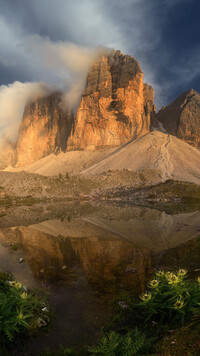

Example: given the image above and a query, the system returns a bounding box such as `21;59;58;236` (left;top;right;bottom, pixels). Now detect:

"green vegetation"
0;195;42;207
0;272;49;353
40;345;88;356
142;180;200;201
10;243;19;251
137;269;200;326
88;328;153;356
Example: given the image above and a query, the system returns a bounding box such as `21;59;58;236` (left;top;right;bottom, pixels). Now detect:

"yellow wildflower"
156;270;165;277
149;279;159;288
178;269;187;277
174;299;184;309
168;274;180;284
165;271;173;280
197;277;200;284
9;281;22;289
9;281;17;287
17;311;24;320
21;292;28;299
15;282;22;289
140;292;152;302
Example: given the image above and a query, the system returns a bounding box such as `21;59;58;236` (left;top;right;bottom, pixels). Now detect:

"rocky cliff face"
156;89;200;147
14;93;74;167
67;50;155;150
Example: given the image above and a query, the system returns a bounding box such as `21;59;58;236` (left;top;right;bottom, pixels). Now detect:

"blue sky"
0;0;199;109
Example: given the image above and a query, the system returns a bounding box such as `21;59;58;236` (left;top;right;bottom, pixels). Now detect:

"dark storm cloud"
0;0;199;108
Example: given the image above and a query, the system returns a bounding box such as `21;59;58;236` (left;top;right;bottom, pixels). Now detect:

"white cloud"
0;81;55;147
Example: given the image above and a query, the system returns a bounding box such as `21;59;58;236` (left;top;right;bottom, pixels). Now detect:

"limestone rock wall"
67;50;155;150
14;93;74;167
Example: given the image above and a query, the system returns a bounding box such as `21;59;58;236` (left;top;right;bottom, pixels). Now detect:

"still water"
0;202;200;354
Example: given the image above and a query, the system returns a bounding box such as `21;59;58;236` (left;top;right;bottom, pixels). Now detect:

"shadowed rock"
156;89;200;147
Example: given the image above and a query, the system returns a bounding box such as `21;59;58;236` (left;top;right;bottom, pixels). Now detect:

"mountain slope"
81;131;200;185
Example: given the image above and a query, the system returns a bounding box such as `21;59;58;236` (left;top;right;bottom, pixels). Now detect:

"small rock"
62;265;67;270
125;267;137;273
42;307;48;313
118;301;128;309
37;317;47;328
151;321;158;326
18;258;24;263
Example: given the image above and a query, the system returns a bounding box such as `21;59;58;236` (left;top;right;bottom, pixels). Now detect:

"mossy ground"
155;320;200;356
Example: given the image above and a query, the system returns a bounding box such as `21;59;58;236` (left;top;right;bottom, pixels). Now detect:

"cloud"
0;35;109;148
22;35;109;109
0;81;55;147
0;0;199;112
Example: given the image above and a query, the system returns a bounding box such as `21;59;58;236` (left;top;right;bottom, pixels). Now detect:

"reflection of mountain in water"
81;208;200;252
0;221;151;295
154;236;200;270
0;205;199;295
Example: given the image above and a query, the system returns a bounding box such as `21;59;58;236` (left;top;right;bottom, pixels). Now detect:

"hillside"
81;131;200;185
5;147;116;176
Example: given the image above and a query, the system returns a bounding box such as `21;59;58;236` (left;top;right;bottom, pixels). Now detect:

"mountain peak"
156;89;200;147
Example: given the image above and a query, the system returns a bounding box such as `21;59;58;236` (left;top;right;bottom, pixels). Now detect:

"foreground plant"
88;328;153;356
0;272;49;350
139;269;200;325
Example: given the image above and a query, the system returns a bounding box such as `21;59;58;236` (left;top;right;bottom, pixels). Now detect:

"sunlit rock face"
67;50;155;150
14;93;74;167
156;89;200;147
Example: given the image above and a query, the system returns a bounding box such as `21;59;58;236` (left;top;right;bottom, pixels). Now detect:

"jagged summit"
67;50;155;149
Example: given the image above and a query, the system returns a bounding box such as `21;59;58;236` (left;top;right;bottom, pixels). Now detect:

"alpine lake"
0;200;200;355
